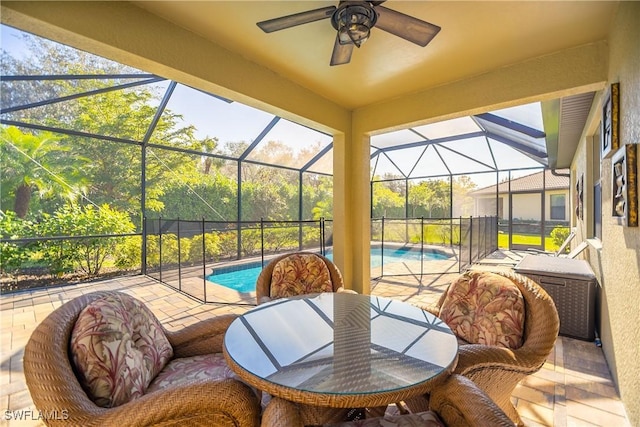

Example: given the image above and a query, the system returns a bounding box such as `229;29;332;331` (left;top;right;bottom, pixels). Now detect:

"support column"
333;129;371;294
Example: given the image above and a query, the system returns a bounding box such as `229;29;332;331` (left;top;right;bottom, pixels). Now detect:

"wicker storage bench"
515;254;597;341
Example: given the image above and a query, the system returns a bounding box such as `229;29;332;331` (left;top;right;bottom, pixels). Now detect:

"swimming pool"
206;247;450;293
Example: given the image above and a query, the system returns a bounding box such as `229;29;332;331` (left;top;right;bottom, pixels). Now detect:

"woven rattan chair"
24;291;261;427
413;270;559;426
255;251;353;305
261;374;514;426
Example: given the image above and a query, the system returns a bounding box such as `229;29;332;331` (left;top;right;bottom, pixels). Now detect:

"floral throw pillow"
270;254;333;299
70;293;174;407
325;411;444;427
439;271;525;349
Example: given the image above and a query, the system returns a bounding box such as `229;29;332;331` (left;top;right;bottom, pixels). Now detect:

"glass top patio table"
223;292;458;408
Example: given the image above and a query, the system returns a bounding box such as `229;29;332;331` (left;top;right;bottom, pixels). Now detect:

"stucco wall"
512;193;541;221
573;3;640;424
477;190;569;222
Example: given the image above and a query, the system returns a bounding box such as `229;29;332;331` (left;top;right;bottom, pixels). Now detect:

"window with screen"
550;194;566;220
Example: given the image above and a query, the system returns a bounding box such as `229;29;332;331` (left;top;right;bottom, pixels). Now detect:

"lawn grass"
498;233;559;252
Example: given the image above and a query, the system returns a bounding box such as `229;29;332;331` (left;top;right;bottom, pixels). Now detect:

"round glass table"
223;292;458;408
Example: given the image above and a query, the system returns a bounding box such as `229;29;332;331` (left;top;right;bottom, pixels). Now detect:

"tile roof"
471;169;570;195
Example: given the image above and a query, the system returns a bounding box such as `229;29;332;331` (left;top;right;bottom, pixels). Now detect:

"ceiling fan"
257;1;441;66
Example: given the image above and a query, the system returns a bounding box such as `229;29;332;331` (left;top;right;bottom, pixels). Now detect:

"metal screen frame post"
237;161;242;261
141;143;147;276
158;217;163;282
260;218;265;268
420;217;425;278
496;216;499;251
298;171;304;251
458;217;462;273
142;216;147;275
469;216;474;266
320;218;325;255
450;217;454;249
202;218;207;303
177;218;182;291
381;217;385;277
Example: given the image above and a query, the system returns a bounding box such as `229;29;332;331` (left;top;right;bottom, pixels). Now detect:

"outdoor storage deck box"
514;254;597;341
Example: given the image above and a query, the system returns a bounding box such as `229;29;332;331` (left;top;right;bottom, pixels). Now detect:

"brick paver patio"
0;262;630;426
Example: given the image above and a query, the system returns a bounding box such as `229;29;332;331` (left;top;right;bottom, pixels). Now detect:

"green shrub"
155;234;191;265
144;235;161;267
264;227;298;253
114;236;142;269
0;211;35;275
188;232;220;263
36;204;135;276
241;229;261;256
550;226;571;253
217;231;238;259
301;225;322;248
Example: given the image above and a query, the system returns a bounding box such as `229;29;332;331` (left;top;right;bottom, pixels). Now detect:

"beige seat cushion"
439;271;525;349
147;354;236;393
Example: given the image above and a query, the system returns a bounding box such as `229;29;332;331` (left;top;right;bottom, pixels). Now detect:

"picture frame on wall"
601;82;620;159
611;144;638;227
575;174;584;220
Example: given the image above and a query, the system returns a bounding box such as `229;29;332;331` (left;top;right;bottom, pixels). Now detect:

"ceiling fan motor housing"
256;1;440;66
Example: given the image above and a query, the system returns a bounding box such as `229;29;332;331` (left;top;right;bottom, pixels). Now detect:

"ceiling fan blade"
330;36;354;66
257;6;336;33
374;5;441;47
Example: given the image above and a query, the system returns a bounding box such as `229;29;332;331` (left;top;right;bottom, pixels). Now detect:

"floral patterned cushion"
439;271;525;349
146;354;236;393
325;411;444;427
70;293;173;407
270;253;333;299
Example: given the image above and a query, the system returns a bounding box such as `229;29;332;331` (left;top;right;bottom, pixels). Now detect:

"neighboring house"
470;169;570;223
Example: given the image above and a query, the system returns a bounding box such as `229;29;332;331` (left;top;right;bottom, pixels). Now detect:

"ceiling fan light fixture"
257;1;441;66
332;3;377;47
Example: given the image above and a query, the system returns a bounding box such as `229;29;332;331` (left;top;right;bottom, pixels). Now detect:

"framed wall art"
601;82;620;159
611;144;638;227
575;174;584;221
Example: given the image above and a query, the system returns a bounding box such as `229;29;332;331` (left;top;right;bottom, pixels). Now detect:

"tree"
305;175;333;220
1;30;138;124
158;170;238;221
1;126;89;218
407;181;433;217
200;136;222;175
2;31;199;222
425;179;450;218
452;175;477;217
68;91;198;220
372;183;404;218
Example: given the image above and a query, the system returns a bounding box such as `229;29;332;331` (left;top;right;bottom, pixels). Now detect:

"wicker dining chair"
411;270;559;426
261;374;515;426
255;251;354;305
24;291;261;427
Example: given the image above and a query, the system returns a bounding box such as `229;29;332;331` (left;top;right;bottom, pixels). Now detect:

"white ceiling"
133;1;616;110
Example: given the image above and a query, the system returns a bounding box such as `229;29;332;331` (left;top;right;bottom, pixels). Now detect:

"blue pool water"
206;247;449;293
